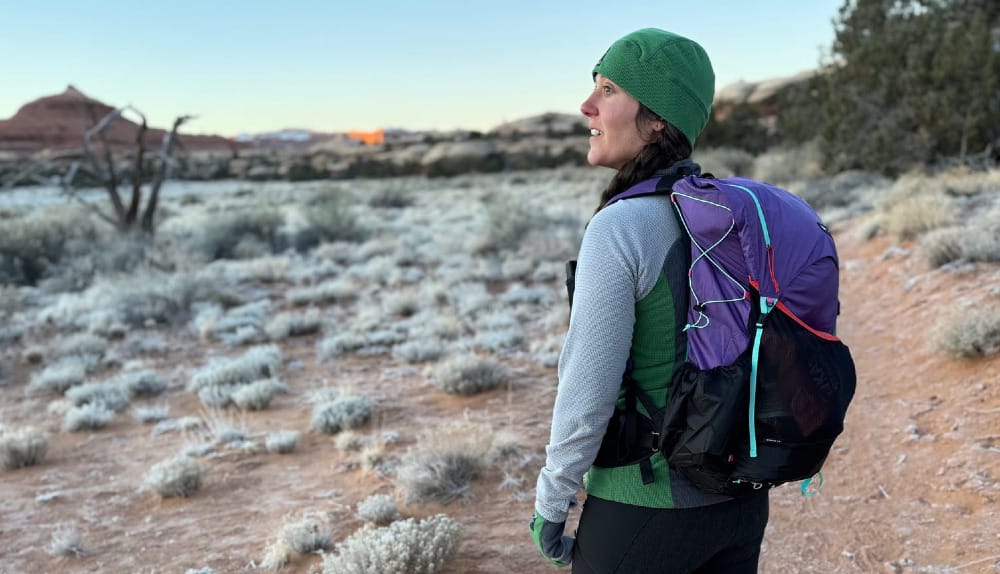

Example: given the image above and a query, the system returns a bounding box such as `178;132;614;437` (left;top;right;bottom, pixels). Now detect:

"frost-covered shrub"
191;208;284;260
1;426;49;470
356;494;401;526
39;270;227;331
198;384;241;408
48;524;85;557
428;355;507;396
231;379;280;411
56;333;109;360
474;330;524;353
382;290;420;318
188;345;282;392
65;382;129;412
392;340;447;363
63;402;115;432
26;357;88;395
115;370;168;398
501;285;554;305
287;279;358;306
321;514;462;574
279;512;335;554
936;309;1000;358
469;199;545;255
302;194;366;244
316;332;366;361
265;309;322;341
192;300;271;345
142;455;205;497
311;396;375;434
0;209;98;287
265;430;300;454
397;422;493;504
132;404;169;424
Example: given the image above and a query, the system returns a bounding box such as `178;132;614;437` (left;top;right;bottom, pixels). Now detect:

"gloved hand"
529;509;574;567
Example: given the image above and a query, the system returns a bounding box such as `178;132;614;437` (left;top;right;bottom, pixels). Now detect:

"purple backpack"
608;174;857;495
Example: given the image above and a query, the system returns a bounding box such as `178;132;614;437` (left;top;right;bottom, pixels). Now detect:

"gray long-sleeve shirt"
534;191;726;523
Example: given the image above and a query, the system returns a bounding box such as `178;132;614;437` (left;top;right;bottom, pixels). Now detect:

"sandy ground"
2;215;999;574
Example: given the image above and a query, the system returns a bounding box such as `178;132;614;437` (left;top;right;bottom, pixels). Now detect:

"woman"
530;29;769;573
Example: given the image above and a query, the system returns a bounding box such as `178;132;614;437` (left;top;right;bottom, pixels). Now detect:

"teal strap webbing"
801;472;825;497
748;296;776;459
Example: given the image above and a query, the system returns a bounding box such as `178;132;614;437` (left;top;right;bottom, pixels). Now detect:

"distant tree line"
700;0;1000;176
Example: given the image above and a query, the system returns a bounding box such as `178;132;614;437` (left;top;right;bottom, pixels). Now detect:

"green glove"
529;509;574;567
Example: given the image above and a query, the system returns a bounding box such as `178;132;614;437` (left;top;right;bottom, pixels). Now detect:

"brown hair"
595;104;692;213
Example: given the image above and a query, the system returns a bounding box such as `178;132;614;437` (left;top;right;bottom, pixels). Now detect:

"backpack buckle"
649;431;660;452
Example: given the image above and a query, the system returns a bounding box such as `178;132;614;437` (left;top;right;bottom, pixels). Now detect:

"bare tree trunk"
141;115;192;234
82;104;128;227
125;112;149;229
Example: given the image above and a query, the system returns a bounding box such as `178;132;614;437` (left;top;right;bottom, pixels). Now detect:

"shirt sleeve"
533;203;645;523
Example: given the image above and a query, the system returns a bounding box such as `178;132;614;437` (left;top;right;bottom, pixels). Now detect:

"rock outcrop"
0;86;236;155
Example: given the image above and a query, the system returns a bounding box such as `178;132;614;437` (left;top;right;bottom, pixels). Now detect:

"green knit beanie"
593;28;715;147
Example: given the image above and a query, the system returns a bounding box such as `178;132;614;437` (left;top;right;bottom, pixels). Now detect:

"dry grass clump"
882;193;957;240
750;142;823;184
356;494;401;526
265;309;322;341
321;514;462;574
191;300;271;345
936;309;1000;358
287;279;358;306
397;422;493;504
26;357;88;395
142;455;206;497
428;355;507;396
919;226;1000;268
65;381;129;412
48;524;85;557
1;426;49;470
279;512;335;554
265;430;300;454
62;402;115;432
311;396;375;434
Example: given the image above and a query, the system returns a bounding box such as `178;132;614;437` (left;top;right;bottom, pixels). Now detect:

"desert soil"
2;215;999;574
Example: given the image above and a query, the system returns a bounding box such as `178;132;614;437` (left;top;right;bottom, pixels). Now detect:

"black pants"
572;493;769;574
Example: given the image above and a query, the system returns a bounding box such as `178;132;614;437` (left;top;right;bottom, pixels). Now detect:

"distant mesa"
0;85;236;155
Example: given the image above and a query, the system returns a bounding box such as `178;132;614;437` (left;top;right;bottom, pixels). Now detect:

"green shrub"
142;455;206;497
192;209;285;260
0;210;99;286
428;355;506;396
311;396;375;434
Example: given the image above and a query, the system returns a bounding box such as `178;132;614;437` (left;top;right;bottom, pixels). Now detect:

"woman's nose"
581;96;597;117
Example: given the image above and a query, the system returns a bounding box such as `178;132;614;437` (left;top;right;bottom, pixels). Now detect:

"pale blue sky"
0;1;842;136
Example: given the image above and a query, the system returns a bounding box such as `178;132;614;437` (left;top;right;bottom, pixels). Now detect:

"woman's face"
581;74;657;170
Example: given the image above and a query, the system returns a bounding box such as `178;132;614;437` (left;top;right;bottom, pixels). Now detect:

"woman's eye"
602;85;613;95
